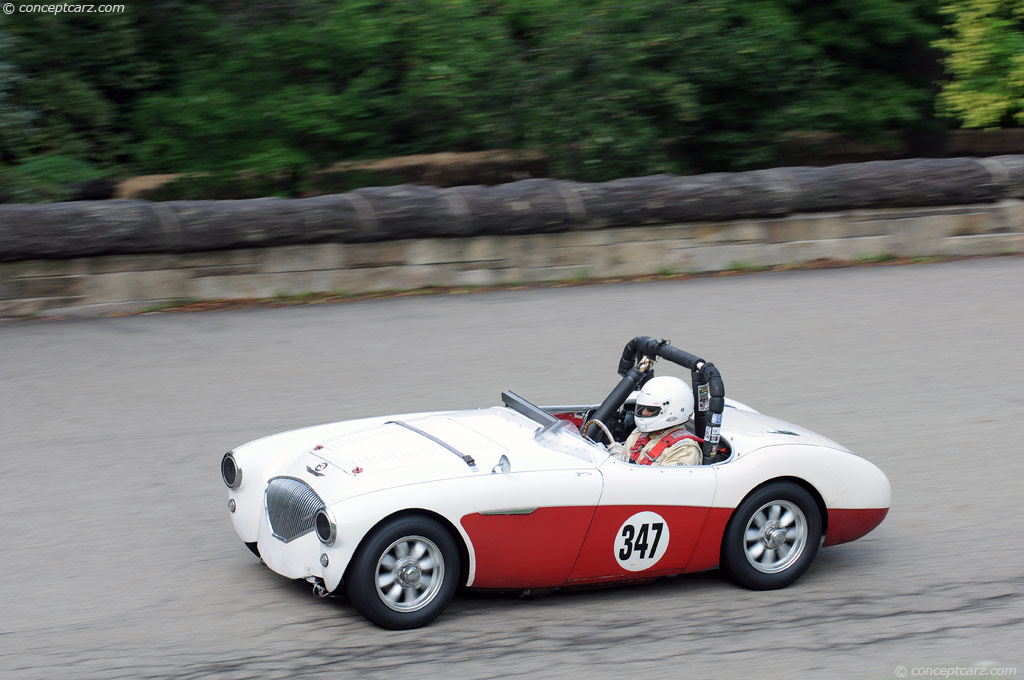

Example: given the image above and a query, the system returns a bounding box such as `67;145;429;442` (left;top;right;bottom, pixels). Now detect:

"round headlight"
221;452;242;490
315;508;337;545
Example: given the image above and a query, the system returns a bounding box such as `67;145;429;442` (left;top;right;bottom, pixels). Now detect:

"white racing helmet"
633;376;694;433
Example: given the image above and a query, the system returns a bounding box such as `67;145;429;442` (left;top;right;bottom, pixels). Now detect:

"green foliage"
13;154;103;184
138;166;410;201
783;0;943;132
132;0;524;175
505;1;700;178
2;4;154;165
937;0;1024;127
502;0;943;176
725;260;772;272
136;171;293;201
855;253;900;263
0;0;950;200
0;154;104;202
0;30;34;163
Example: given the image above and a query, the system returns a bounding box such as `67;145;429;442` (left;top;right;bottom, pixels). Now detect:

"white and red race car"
221;336;890;629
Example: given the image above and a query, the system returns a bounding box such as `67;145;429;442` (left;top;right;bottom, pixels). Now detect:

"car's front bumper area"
256;502;358;592
228;476;357;593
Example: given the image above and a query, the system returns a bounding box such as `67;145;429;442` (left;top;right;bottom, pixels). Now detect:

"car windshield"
532;419;606;464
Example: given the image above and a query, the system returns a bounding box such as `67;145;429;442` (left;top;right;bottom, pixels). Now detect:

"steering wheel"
581;419;615;446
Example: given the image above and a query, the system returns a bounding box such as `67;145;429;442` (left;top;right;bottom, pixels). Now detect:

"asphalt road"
1;258;1022;680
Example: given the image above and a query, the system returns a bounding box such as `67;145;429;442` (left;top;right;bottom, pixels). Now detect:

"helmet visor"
635;404;662;418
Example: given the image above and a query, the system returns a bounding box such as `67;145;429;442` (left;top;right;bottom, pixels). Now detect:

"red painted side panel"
683;507;734;573
461;506;597;588
824;507;889;546
567;505;710;584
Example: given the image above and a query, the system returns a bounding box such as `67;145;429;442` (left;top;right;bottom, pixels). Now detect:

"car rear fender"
712;444;890;548
713;444;890;510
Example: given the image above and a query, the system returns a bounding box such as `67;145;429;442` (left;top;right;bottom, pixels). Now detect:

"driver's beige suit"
609;427;703;466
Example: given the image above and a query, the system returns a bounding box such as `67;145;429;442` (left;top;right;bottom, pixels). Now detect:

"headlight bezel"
221;452;242;490
315;507;337;545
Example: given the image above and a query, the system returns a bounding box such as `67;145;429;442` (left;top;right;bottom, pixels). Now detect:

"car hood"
311;416;505;475
262;407;596;504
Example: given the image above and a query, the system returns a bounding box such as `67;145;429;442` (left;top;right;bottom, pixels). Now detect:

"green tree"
782;0;942;133
2;3;155;165
0;30;34;164
502;1;701;179
504;0;941;177
937;0;1024;127
133;0;523;177
2;0;951;198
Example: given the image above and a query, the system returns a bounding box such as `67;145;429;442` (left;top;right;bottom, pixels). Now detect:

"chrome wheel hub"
395;558;422;588
375;535;444;612
762;521;788;549
743;500;808;574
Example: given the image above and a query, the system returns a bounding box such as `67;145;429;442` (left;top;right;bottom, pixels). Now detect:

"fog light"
320;553;329;568
315;508;337;545
227;499;236;513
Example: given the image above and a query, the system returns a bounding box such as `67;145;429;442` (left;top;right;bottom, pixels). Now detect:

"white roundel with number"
614;511;671;571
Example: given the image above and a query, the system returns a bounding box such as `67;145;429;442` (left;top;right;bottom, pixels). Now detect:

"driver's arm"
609;430;640;460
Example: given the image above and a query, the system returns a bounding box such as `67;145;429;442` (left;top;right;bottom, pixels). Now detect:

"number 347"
619;522;664;560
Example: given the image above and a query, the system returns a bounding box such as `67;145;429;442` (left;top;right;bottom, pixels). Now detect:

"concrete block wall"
3;200;1023;318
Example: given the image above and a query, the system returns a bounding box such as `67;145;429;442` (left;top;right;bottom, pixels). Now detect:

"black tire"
346;516;460;629
720;482;822;590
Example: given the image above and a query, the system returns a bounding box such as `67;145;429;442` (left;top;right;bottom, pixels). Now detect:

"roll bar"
589;336;726;462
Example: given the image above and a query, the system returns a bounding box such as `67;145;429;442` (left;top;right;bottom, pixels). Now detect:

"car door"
460;466;604;589
566;457;717;584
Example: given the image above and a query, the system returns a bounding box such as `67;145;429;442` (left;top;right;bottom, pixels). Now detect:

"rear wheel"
721;482;821;589
346;516;460;629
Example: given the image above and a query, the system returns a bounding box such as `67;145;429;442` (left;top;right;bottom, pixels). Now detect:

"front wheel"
345;516;460;629
720;482;822;590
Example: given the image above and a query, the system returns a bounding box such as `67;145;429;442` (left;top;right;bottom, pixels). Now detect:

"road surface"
1;258;1022;679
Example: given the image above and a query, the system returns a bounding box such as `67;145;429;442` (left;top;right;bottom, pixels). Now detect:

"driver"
609;376;702;466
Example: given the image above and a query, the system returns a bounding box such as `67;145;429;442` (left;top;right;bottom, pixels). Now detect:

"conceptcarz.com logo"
3;3;127;15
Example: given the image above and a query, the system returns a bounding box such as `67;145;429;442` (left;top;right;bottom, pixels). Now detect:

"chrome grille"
265;477;324;543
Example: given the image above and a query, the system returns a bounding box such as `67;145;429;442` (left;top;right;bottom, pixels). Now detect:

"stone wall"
5;156;1024;264
3;200;1022;318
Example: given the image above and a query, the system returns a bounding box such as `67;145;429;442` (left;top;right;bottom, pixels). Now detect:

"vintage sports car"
221;336;890;629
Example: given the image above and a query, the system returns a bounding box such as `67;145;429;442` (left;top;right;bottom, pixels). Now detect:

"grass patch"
725;260;772;272
270;290;325;303
855;253;899;263
141;298;199;312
